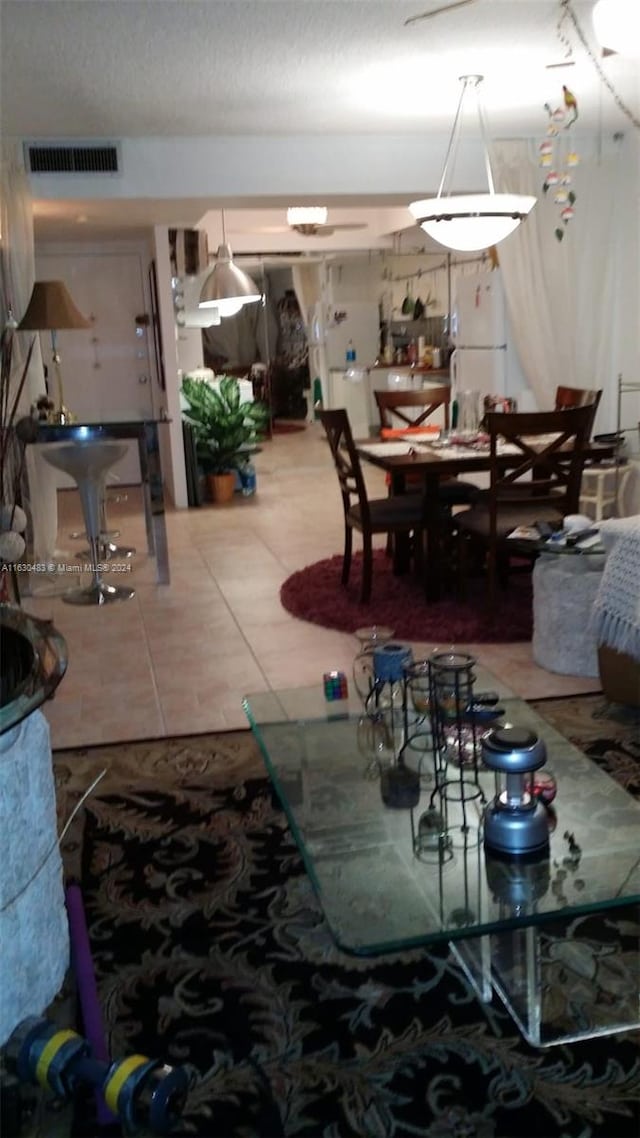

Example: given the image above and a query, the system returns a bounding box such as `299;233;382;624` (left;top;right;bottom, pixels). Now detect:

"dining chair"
374;387;479;508
454;405;594;612
319;408;426;603
554;385;602;435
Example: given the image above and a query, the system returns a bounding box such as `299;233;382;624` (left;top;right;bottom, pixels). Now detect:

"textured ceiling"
1;0;635;138
1;0;637;244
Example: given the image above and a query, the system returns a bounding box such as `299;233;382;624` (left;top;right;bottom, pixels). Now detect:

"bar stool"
42;442;136;605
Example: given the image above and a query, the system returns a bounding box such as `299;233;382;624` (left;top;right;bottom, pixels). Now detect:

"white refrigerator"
308;301;380;432
449;271;535;409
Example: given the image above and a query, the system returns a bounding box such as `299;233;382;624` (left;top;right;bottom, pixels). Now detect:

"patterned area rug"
280;551;533;643
53;694;640;1138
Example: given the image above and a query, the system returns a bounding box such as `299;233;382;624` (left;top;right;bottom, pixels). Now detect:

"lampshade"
18;280;91;331
199;244;262;315
409;75;536;253
592;0;640;54
286;206;328;228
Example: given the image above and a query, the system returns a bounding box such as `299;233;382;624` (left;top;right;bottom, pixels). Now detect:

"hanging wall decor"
539;86;580;242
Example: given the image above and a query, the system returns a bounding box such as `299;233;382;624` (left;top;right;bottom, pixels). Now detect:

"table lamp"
18;280;91;424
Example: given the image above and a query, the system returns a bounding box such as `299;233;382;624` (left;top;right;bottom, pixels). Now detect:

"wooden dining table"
356;433;615;601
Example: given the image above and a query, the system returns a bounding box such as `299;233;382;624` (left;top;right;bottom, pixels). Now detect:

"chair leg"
342;524;353;585
360;534;373;603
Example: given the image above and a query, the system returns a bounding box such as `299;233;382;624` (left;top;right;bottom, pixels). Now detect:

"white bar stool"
42;442;136;605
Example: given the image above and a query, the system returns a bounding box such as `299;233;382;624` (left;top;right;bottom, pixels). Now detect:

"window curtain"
491;138;623;415
291;263;322;332
0;140;58;563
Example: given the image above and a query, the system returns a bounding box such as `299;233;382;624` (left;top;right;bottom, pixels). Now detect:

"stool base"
63;581;136;606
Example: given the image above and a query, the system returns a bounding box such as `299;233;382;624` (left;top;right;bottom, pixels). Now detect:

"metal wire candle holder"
411;651;486;854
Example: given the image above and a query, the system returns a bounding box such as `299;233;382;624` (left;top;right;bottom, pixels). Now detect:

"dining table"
356;431;615;601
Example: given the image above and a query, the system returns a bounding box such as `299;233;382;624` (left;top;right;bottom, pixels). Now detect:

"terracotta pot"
207;472;236;503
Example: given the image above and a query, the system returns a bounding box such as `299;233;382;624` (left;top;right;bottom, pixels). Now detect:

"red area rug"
280;551;533;643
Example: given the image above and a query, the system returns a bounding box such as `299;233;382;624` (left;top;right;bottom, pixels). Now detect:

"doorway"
35;248;156;485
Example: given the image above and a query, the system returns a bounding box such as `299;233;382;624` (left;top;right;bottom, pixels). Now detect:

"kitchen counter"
368;366;450;378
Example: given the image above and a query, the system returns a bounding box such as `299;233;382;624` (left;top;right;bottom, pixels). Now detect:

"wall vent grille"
25;143;121;175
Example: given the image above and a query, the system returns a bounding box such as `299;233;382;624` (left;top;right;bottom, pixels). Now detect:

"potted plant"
181;375;270;503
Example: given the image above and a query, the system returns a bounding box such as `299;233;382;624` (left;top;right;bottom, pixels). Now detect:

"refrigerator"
308;301;380;432
449;271;535;409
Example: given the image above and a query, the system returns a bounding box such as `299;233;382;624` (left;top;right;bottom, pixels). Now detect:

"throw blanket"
591;525;640;660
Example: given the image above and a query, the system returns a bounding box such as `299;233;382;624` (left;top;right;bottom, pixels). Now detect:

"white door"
35;250;155;485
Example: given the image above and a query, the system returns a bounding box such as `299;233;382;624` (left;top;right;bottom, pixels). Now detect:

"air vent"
24;142;121;175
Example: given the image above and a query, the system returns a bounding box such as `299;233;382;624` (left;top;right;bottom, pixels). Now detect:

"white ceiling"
1;0;638;248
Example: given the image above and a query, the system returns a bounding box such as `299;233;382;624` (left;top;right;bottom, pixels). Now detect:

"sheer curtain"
291;262;322;328
1;140;58;563
492;138;623;412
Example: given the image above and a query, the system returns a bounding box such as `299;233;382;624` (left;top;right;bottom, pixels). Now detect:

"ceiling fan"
285;208;367;237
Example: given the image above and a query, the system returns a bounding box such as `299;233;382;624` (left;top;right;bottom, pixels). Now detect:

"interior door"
35;250;155;486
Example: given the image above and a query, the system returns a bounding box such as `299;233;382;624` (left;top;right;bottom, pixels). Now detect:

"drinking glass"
352;625;394;704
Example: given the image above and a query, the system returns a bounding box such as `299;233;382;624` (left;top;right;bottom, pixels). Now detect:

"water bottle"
240;459;257;497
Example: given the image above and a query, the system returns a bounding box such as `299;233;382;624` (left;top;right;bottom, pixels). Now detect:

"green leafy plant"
181;375;270;475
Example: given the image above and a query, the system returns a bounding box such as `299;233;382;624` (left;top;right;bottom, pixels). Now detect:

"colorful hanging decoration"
538;87;580;242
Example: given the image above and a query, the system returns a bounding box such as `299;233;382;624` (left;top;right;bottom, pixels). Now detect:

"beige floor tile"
37;428;604;750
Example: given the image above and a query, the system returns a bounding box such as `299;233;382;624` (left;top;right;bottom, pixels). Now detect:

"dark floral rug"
53;694;640;1138
279;551;533;643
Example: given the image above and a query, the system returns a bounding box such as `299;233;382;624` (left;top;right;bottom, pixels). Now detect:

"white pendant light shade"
409;193;536;252
592;0;640;55
409;75;536;253
199;243;262;314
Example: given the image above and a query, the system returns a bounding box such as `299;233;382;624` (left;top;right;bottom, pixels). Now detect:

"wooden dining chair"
374;386;452;431
318;408;426;603
374;387;479;508
555;385;602;435
454;405;594;612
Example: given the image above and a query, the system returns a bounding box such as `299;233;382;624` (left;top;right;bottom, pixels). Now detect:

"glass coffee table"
243;670;640;1048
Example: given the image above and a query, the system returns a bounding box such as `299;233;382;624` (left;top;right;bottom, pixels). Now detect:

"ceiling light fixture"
409;75;536;252
286;206;328;235
199;211;262;317
592;0;640;55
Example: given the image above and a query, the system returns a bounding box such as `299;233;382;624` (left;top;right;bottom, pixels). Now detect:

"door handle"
138;375;149;385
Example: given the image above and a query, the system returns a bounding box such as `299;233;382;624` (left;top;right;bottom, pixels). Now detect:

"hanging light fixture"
286;206;328;235
409;75;536;253
199;211;262;317
592;0;640;55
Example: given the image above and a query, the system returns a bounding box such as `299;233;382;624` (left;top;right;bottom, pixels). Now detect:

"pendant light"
199;211;262;317
409;75;536;253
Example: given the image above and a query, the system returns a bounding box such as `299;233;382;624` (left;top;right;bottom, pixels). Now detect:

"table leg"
137;423;170;585
451;916;640;1047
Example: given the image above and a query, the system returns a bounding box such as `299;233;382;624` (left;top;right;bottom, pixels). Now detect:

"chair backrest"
484;405;594;527
374;386;451;432
554;385;602;436
318;408;372;527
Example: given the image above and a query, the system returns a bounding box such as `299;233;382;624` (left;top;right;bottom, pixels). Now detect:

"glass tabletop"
243;678;640;956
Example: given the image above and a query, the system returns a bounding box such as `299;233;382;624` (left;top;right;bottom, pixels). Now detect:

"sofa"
590;517;640;707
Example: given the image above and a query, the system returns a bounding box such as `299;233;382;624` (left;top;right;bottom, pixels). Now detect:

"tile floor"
23;424;600;750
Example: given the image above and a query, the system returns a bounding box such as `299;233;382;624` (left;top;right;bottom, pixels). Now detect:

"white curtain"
0;140;58;563
492;138;623;412
291;262;322;328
